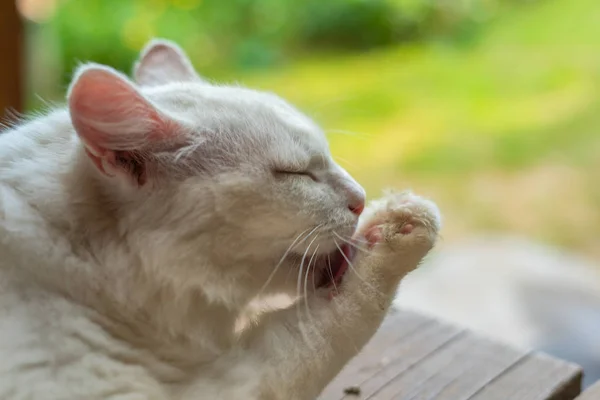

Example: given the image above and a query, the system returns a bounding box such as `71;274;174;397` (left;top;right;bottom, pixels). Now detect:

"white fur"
0;39;441;399
394;235;600;388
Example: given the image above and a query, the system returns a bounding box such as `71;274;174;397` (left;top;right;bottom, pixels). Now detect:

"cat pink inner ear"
134;39;199;87
68;65;175;156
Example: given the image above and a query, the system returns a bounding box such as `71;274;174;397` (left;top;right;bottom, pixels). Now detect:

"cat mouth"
289;241;357;290
315;244;355;288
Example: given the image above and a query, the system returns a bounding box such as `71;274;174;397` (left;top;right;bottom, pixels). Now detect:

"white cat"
0;39;441;399
395;235;600;388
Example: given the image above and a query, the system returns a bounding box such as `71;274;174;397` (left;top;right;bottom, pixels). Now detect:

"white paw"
356;190;441;252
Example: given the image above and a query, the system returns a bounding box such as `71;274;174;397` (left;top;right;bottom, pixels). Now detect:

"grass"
233;0;600;257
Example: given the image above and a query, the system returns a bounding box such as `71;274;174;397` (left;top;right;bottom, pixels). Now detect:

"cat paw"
356;190;441;255
324;191;440;300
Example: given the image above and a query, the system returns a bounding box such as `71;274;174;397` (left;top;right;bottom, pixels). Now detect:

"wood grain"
319;310;583;400
469;352;582;400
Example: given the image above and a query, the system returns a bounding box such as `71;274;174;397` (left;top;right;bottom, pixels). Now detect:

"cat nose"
349;202;365;216
348;189;366;216
334;165;366;216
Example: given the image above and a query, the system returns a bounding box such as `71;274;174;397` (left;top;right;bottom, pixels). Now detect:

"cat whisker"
332;231;368;245
322;246;362;356
303;96;356;118
334;239;384;297
257;225;321;296
333;156;357;169
325;129;372;139
327;253;338;295
296;231;320;300
304;244;319;310
334;230;370;245
302;244;326;345
296;232;321;351
311;253;318;294
332;232;370;254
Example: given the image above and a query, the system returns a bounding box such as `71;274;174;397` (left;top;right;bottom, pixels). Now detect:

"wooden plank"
469;352;582;400
0;0;23;115
319;311;462;400
371;333;525;399
577;380;600;399
321;310;434;396
320;310;583;400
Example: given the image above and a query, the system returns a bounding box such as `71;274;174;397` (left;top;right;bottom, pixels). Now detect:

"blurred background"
3;0;600;257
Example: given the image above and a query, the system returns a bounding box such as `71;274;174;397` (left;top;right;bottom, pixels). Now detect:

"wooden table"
577;381;600;399
319;309;585;400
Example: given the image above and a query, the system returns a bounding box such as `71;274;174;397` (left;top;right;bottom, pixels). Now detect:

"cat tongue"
332;245;350;282
325;244;354;287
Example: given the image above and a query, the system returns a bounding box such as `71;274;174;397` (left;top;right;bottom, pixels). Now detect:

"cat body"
395;236;600;388
0;40;440;399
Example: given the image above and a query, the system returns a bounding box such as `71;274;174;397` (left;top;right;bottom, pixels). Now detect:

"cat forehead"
142;82;329;150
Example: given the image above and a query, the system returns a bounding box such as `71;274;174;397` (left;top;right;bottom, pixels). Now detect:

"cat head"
67;39;365;301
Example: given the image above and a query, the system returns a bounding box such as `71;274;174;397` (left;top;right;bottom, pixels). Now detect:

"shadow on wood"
577;380;600;399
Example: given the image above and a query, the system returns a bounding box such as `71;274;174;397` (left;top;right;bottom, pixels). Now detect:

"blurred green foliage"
43;0;528;85
30;0;600;255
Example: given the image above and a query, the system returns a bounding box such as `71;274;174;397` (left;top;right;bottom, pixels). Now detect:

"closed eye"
273;169;318;182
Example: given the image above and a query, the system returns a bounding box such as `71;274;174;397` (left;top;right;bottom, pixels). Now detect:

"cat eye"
273;169;318;182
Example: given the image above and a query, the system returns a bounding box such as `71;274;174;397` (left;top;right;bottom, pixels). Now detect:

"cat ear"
68;64;186;185
134;39;200;87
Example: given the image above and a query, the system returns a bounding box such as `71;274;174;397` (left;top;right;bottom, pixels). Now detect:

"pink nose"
349;202;365;216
